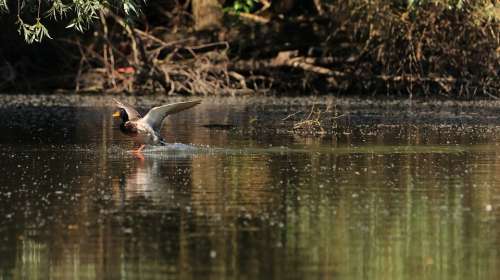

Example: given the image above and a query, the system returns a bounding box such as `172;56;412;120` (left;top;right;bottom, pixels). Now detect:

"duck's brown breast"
120;121;139;137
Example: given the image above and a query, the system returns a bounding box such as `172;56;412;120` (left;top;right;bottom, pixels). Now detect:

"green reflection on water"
0;102;499;280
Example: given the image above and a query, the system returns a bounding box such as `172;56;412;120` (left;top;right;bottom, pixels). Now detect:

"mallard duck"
112;98;201;154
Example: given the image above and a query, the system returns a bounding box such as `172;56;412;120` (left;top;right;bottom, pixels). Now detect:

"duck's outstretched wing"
113;98;141;121
141;100;201;132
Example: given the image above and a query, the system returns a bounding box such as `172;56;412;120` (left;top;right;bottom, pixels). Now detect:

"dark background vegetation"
0;0;498;98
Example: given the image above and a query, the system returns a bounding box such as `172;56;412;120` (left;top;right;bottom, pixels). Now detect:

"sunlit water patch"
0;96;500;279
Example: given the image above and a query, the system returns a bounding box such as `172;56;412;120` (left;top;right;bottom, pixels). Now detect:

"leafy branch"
46;0;69;20
0;0;8;12
16;17;52;44
8;0;145;42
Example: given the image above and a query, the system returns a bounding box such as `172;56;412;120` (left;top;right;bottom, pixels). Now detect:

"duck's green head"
112;109;128;123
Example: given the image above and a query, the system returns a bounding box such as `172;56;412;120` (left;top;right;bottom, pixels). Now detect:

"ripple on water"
0;97;500;279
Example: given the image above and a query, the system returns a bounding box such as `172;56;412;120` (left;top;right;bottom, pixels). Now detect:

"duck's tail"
159;139;168;146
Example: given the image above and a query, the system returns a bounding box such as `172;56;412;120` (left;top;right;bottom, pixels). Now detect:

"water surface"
0;96;500;280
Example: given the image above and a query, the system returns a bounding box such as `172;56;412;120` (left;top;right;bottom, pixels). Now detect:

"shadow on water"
0;96;500;279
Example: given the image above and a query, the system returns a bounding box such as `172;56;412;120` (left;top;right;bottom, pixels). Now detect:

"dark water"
1;96;500;279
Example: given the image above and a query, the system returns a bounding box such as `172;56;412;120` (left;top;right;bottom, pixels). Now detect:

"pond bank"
1;2;498;98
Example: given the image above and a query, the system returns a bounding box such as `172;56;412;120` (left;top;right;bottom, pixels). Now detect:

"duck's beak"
112;111;121;118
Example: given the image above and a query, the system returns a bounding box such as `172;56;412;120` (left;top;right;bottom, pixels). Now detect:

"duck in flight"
112;98;201;155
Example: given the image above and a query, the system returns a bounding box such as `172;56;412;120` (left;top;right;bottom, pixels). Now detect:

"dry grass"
74;9;252;95
70;1;499;97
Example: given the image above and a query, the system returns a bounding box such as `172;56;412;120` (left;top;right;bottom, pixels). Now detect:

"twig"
228;11;269;23
282;110;303;121
332;113;346;119
99;11;116;88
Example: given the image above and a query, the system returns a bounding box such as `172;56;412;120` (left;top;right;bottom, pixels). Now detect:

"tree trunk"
192;0;223;31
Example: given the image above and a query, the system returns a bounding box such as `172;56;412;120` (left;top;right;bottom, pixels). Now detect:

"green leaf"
0;0;8;12
46;0;70;20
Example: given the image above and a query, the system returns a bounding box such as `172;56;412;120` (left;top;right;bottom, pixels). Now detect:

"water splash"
149;142;202;152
